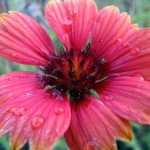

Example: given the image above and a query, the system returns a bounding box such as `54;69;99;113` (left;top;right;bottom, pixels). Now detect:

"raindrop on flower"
9;107;26;116
135;74;144;81
70;8;77;17
104;95;115;101
61;20;72;33
100;58;106;65
26;92;32;96
54;106;65;115
62;34;68;40
116;38;122;43
83;141;96;150
32;116;44;128
11;52;17;57
122;42;129;48
130;47;140;55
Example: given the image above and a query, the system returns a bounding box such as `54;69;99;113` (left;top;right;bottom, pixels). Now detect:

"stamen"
41;43;107;100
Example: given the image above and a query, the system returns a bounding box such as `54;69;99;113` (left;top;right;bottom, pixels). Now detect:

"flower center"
40;44;107;100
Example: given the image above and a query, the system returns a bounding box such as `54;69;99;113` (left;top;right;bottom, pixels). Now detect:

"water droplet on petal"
97;57;107;65
83;141;96;150
104;95;115;101
54;106;65;115
56;127;59;134
116;38;122;43
122;42;129;48
32;116;44;128
22;82;27;85
101;58;106;64
62;34;68;40
135;74;144;81
61;20;72;33
70;8;77;17
130;47;140;55
26;93;32;96
11;52;17;57
9;107;26;116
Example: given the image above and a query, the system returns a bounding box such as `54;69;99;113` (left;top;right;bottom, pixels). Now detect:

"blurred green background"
0;0;150;150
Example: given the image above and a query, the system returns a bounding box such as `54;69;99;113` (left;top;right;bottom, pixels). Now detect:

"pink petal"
45;0;98;51
0;71;41;147
65;95;132;150
0;71;41;105
91;6;137;58
0;11;54;66
107;28;150;80
12;91;70;150
0;72;71;149
96;76;150;124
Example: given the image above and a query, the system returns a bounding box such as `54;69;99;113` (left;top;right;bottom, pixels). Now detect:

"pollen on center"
39;44;107;100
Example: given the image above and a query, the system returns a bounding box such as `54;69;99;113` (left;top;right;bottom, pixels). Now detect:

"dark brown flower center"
40;44;107;100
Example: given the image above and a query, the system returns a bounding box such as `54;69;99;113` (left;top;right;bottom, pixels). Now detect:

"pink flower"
0;0;150;149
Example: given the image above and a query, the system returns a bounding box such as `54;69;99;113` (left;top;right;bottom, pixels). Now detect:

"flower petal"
29;91;70;150
0;11;54;66
96;76;150;124
91;6;137;58
65;96;132;150
0;71;41;105
107;28;150;80
0;72;71;149
0;71;42;147
45;0;98;51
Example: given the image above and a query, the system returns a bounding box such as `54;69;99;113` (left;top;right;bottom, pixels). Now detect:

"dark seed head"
40;43;107;100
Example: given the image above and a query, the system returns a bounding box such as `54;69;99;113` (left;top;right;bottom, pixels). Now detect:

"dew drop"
54;106;65;115
100;58;106;64
97;57;107;65
62;34;68;40
116;38;122;43
135;74;144;81
32;116;44;128
104;95;115;101
83;141;96;150
70;9;77;17
122;42;129;48
61;20;72;33
26;92;32;96
9;107;26;116
130;47;140;55
11;52;17;57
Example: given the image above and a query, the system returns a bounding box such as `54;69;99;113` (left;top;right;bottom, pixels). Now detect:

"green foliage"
0;135;9;150
52;137;69;150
